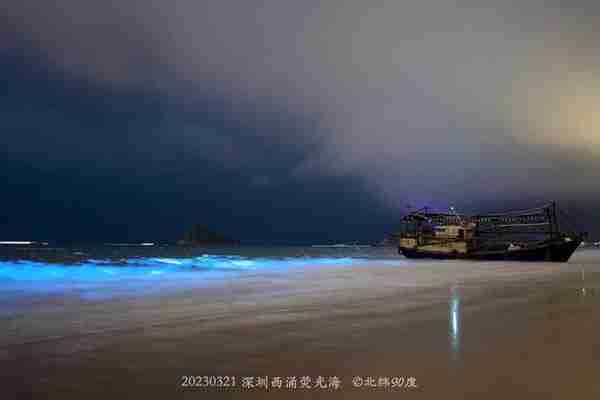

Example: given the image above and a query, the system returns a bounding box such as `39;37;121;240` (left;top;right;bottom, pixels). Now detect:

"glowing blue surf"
0;255;362;299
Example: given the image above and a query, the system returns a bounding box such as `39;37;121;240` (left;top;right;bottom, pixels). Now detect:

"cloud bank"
2;0;600;237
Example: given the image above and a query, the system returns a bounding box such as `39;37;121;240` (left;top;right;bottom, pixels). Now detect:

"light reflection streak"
450;285;460;359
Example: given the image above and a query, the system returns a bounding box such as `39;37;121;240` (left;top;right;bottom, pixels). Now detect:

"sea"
0;243;400;302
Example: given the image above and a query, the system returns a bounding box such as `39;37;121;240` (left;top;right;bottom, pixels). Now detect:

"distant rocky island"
178;224;238;245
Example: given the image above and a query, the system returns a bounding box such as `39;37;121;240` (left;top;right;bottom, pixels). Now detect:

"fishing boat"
397;202;584;262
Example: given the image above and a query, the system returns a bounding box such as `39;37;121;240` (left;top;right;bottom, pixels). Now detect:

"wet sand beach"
2;250;600;399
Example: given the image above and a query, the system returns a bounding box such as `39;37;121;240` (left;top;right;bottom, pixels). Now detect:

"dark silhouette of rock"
179;224;238;245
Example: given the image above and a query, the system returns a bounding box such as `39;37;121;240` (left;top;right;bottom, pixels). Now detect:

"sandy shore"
2;250;600;399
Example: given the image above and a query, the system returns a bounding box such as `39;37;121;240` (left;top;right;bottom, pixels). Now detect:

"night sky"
2;1;599;243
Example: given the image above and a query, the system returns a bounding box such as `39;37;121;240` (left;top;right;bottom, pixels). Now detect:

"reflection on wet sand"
450;285;460;359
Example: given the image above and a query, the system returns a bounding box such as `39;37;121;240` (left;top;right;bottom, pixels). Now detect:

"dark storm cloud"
0;41;381;242
2;0;600;239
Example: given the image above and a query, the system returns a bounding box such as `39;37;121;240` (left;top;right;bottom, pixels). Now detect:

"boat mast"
552;201;559;237
548;201;559;239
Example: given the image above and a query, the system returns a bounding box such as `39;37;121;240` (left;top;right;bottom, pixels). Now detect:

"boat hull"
399;238;581;262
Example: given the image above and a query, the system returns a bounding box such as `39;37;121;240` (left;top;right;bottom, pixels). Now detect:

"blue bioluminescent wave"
0;255;366;300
